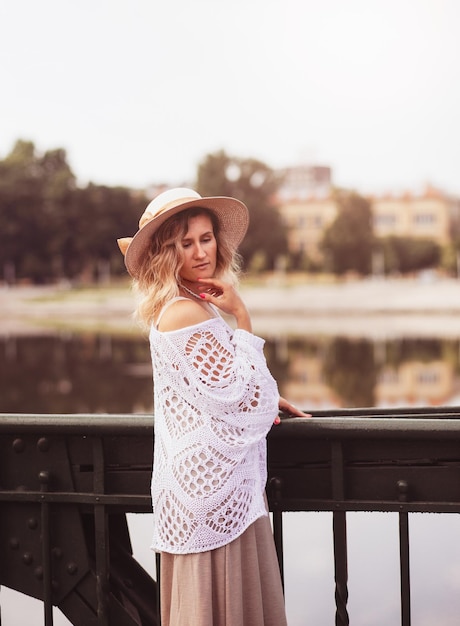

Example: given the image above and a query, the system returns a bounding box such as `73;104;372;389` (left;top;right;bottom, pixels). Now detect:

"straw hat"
117;187;249;278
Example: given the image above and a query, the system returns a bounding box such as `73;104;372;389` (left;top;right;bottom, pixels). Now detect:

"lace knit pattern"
149;316;279;554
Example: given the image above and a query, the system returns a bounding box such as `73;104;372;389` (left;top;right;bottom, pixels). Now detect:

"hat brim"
124;196;249;278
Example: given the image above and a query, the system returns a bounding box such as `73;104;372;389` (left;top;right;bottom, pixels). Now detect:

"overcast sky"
1;0;459;195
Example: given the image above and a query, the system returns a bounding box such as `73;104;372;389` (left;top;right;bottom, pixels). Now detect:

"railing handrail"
2;408;460;437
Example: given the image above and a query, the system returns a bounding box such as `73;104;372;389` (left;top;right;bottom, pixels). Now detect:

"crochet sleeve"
158;320;279;434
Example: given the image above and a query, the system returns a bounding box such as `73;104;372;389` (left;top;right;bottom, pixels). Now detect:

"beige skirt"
159;513;288;626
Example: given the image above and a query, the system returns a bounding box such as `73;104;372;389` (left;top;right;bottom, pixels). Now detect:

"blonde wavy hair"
133;208;242;330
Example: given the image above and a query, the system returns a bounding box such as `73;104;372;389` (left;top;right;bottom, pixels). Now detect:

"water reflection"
280;336;460;409
1;333;460;413
0;334;153;413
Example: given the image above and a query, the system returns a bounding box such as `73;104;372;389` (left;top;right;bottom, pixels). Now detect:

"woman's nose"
194;243;206;258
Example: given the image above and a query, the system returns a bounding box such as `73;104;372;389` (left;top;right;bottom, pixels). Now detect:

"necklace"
180;283;202;300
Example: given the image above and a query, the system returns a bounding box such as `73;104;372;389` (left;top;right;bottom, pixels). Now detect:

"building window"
375;214;397;227
417;369;439;384
379;369;399;384
313;216;322;228
414;214;436;225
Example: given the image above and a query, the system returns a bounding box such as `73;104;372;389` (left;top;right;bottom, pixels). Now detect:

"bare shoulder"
158;299;212;332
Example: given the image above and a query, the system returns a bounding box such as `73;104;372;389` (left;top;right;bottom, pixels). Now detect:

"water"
2;333;460;413
0;334;153;415
2;331;460;624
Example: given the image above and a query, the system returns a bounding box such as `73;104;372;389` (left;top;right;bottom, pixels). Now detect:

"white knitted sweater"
149;304;279;554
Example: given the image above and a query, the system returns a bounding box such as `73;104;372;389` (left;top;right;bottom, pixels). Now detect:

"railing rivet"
52;547;63;560
12;438;25;453
51;580;59;591
37;437;50;452
22;552;33;565
397;479;409;502
28;517;39;530
269;476;283;507
9;538;19;550
34;566;44;580
67;562;78;575
39;470;50;485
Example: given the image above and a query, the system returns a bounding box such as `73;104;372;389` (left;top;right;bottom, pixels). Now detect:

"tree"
0;141;52;282
0;139;146;283
377;236;441;275
323;337;377;407
0;141;80;282
75;184;146;281
321;190;374;275
196;150;288;270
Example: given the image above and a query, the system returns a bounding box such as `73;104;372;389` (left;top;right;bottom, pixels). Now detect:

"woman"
118;187;307;626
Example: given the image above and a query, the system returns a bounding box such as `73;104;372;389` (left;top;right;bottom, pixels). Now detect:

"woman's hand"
276;396;311;423
197;278;252;332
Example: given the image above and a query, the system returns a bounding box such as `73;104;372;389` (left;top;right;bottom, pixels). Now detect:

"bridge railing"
2;408;460;625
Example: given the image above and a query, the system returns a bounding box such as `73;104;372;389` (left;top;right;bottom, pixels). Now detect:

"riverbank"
2;276;460;339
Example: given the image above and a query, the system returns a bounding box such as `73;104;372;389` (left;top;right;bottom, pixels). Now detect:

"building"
279;196;337;261
275;167;458;261
276;165;332;200
376;360;454;407
372;186;454;246
275;165;336;261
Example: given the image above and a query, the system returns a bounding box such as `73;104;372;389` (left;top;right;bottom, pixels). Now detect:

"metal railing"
2;407;460;625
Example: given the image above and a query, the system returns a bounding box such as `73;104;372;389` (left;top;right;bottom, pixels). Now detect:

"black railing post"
333;511;349;626
39;469;53;626
156;552;161;625
269;476;285;588
332;441;349;626
398;480;411;626
93;438;110;625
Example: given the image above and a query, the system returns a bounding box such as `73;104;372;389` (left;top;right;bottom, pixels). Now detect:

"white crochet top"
149;298;279;554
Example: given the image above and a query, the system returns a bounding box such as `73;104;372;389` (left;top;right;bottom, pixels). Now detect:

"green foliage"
438;237;460;275
385;338;443;367
196;150;288;270
377;236;441;274
440;243;458;274
323;337;377;407
288;250;323;273
0;140;146;283
0;335;153;413
321;190;374;275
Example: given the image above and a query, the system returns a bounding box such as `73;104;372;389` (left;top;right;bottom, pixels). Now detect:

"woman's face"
178;214;217;283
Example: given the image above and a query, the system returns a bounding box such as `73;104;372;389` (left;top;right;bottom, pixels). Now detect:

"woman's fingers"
278;396;311;418
197;278;224;297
